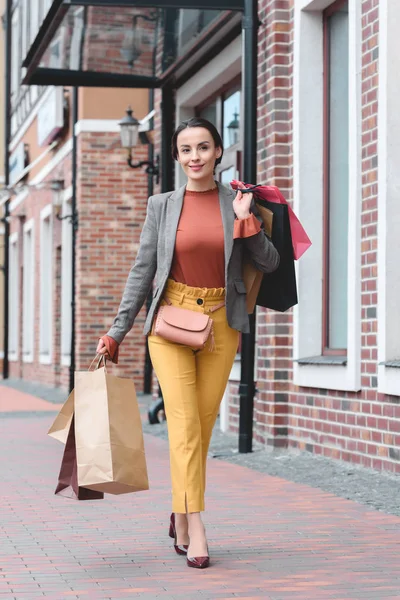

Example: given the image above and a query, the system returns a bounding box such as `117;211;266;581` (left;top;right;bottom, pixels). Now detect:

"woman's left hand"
232;180;253;220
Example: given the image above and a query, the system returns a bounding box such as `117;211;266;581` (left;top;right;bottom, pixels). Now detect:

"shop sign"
37;87;64;146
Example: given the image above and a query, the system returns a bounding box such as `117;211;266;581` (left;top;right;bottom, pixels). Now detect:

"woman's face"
176;127;222;183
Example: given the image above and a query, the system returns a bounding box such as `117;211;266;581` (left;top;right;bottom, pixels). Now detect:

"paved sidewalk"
1;387;400;599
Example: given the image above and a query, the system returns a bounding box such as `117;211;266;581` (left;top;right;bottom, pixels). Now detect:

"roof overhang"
22;0;244;88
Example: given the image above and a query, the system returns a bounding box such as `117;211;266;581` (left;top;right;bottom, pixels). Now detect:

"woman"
97;117;279;568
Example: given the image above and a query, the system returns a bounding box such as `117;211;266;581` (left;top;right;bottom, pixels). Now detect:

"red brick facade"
5;0;399;474
8;150;72;389
234;0;400;473
6;133;149;392
75;132;148;387
148;0;399;473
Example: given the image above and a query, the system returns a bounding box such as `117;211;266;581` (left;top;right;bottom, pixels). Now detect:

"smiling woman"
96;117;280;569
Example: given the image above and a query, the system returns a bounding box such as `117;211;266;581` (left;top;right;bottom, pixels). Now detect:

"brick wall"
242;0;400;474
8;153;71;390
286;0;393;472
251;0;294;447
6;133;151;394
75;132;149;389
82;7;156;77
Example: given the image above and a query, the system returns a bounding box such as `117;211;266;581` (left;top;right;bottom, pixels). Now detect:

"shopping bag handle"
88;353;107;371
238;184;262;193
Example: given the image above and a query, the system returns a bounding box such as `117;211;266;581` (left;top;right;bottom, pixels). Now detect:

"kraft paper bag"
74;361;149;495
48;390;74;444
54;415;104;501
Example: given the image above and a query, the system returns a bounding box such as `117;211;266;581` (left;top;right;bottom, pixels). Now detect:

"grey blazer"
107;181;280;344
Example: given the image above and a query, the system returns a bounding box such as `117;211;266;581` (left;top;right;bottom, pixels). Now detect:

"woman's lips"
189;165;204;171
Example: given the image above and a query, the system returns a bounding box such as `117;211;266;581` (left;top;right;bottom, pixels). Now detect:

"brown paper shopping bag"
48;391;74;444
74;357;149;495
54;415;104;501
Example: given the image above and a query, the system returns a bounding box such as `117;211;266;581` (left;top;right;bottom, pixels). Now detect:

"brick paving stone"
1;393;400;599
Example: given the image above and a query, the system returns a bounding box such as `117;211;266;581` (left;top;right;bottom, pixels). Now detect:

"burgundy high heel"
186;555;210;569
169;513;188;555
187;542;210;569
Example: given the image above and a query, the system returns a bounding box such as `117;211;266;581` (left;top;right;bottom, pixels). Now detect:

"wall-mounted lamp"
50;179;77;229
227;110;240;147
119;106;160;184
120;12;158;67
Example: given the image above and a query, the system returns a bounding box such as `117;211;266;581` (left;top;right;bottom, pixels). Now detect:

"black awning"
22;0;243;88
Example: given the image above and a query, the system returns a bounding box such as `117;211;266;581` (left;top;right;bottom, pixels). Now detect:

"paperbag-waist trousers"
148;279;239;513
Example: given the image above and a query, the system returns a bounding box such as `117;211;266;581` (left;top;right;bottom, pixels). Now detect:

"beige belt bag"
151;298;225;351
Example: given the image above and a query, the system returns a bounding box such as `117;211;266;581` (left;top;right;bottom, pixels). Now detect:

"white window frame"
377;0;400;396
61;187;73;367
39;204;53;364
22;219;35;363
292;0;361;391
21;0;27;68
175;35;242;188
11;7;20;100
30;0;39;47
8;232;19;362
176;35;243;431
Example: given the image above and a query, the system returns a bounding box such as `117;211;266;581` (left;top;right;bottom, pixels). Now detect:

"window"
8;233;19;361
322;0;349;353
23;220;35;362
11;8;21;100
61;195;73;366
178;10;221;55
197;78;242;185
30;0;39;46
21;0;29;67
377;0;400;396
292;0;361;392
39;207;53;363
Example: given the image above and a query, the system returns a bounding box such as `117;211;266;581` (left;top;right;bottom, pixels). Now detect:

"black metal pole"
161;85;175;192
238;0;258;453
2;0;12;380
68;87;78;393
143;88;155;394
147;84;175;422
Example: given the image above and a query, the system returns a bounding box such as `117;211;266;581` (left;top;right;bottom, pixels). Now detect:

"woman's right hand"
96;338;110;358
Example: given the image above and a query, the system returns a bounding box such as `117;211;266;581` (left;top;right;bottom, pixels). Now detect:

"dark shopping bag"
254;198;298;312
232;181;311;312
54;415;104;501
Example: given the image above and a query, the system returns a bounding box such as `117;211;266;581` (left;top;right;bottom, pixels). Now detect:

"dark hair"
171;117;224;169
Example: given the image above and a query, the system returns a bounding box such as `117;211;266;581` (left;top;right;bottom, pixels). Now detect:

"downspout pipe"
147;84;174;422
2;0;12;380
143;87;155;395
69;87;78;393
238;0;259;453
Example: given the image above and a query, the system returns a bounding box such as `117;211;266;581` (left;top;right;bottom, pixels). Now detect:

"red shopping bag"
231;181;311;260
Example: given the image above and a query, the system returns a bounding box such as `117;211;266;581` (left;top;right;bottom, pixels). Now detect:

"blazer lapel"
164;183;186;271
217;182;236;273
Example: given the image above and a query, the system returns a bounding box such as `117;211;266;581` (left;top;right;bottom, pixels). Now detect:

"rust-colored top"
102;187;261;362
170;188;225;288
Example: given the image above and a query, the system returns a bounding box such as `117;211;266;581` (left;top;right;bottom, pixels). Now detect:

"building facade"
0;0;5;374
2;0;151;390
5;0;400;473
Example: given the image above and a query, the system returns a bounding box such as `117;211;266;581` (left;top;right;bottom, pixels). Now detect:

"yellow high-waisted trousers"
148;279;239;513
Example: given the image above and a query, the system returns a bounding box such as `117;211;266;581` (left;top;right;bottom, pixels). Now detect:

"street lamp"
227;110;240;147
119;106;160;184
